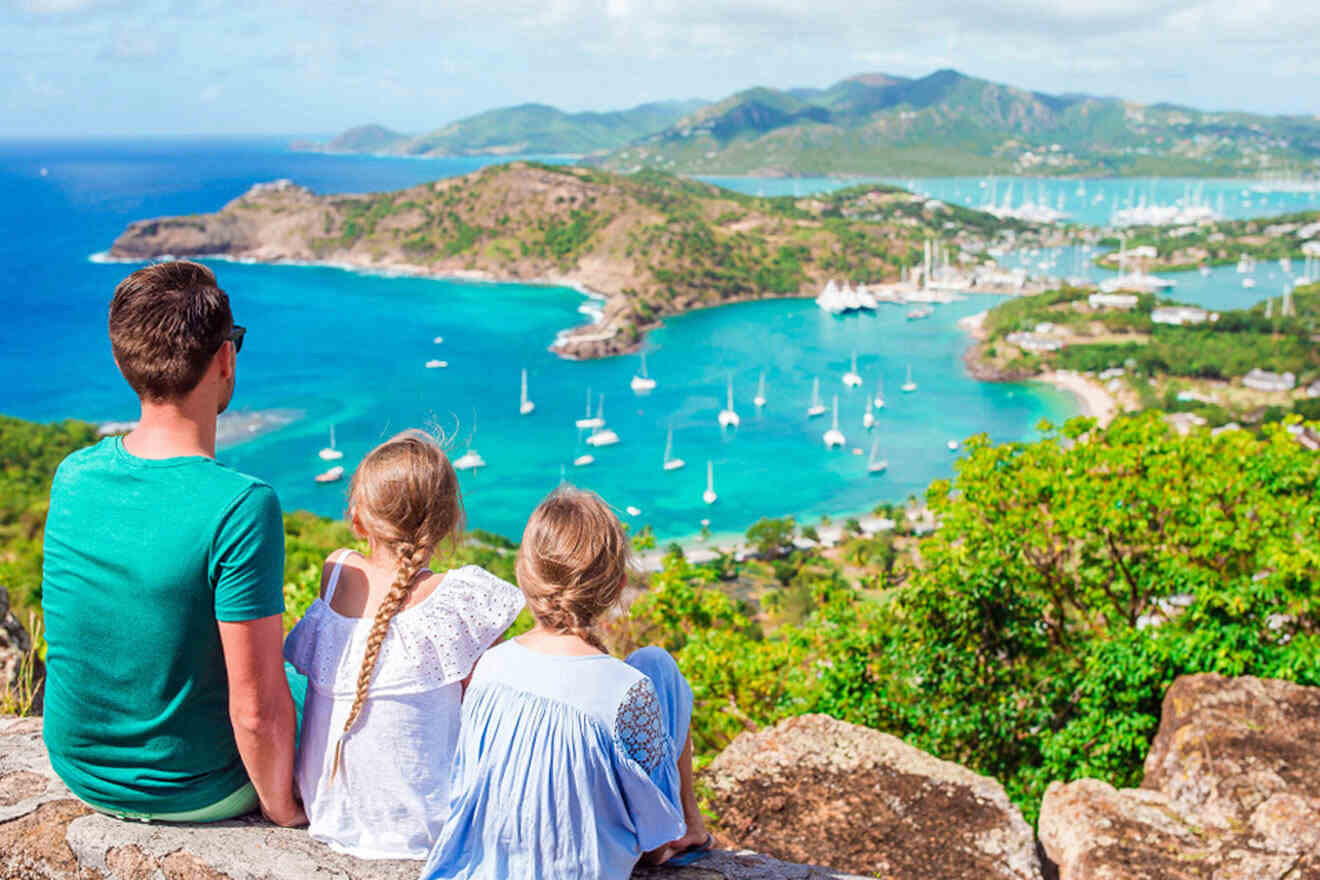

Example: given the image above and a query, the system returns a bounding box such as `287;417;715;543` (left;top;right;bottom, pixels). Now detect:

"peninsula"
108;163;1045;359
964;281;1320;427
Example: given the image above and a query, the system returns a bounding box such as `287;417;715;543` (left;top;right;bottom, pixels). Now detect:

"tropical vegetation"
5;411;1319;828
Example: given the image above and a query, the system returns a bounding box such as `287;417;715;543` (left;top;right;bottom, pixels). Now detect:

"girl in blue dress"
421;487;710;879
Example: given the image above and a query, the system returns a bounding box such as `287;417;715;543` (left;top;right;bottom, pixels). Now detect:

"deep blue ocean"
1;138;1299;541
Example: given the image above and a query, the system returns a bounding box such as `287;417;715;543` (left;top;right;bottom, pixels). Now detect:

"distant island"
294;100;706;158
307;69;1320;179
107;164;1051;359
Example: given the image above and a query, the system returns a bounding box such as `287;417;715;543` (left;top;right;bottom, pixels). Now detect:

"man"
41;261;303;825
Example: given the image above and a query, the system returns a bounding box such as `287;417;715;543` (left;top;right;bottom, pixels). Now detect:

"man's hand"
262;800;308;828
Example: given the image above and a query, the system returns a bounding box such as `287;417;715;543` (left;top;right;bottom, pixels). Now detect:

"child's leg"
626;647;708;856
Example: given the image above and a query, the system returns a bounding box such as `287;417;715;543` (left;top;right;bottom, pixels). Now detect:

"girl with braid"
283;430;522;859
421;486;711;880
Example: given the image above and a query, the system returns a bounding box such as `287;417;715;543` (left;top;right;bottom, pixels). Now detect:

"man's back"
42;435;284;814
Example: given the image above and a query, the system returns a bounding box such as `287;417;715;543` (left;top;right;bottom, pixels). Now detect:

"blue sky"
3;0;1318;135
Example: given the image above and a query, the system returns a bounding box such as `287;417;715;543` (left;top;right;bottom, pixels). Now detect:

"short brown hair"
108;261;233;401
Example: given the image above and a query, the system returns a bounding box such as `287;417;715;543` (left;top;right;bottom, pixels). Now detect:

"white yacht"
318;425;343;461
863;398;875;429
867;437;888;474
585;397;617;445
630;351;656;393
662;425;685;471
625;506;642;517
947;439;960;451
453;449;486;471
586;425;620;447
519;369;535;415
314;465;344;484
702;460;717;505
1242;277;1256;289
753;371;767;408
718;377;740;428
906;305;932;320
573;453;595;467
575;388;604;429
874;378;885;409
433;335;444;344
842;352;862;388
425;359;447;369
807;377;826;417
822;396;846;449
901;365;918;393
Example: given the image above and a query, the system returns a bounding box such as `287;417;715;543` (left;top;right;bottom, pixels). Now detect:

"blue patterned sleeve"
612;677;686;851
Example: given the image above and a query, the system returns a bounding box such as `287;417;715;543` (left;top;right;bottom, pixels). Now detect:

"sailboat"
662;425;685;471
823;396;846;448
586;396;618;446
453;446;486;471
874;378;885;409
753;371;767;408
842;352;862;388
863;398;875;429
318;425;344;461
901;365;917;393
314;465;344;483
718;377;740;428
702;460;717;505
575;388;604;429
519;369;535;415
630;351;656;392
867;436;888;474
807;377;826;417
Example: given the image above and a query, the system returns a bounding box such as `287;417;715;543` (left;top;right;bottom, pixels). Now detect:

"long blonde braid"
328;430;463;781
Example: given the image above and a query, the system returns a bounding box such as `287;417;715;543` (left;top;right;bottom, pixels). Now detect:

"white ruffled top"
284;551;524;859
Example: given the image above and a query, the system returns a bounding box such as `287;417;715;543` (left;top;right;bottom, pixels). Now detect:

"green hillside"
313;100;707;158
601;69;1320;177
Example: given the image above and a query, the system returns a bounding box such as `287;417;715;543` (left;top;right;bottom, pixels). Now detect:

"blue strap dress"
420;641;693;880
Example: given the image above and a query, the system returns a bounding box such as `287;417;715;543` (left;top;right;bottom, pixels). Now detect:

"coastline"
957;308;1120;426
1033;371;1118;425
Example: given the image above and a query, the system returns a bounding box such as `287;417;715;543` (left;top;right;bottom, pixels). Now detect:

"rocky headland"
5;666;1319;879
107;164;1042;360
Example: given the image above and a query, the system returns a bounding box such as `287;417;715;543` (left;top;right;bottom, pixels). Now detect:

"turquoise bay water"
6;138;1304;540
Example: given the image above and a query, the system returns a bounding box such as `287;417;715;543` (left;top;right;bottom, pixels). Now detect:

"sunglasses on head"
227;325;246;354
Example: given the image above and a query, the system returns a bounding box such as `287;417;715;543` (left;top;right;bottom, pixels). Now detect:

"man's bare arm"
217;614;305;826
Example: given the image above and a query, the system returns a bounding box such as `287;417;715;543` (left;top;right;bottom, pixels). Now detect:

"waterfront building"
1151;306;1210;326
1242;369;1297;393
1006;331;1064;353
1088;293;1140;310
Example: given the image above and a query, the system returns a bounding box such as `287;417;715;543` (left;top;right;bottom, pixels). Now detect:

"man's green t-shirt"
41;436;285;814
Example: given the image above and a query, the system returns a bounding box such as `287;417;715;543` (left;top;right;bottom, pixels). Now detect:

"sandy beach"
1037;370;1119;425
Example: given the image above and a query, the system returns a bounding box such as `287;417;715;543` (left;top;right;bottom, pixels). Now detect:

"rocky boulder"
702;713;1041;879
0;716;865;880
0;586;44;714
1039;673;1320;879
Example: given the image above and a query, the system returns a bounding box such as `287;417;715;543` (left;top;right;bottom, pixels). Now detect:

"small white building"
1089;292;1140;310
1151;306;1209;326
1006;331;1064;353
1242;369;1297;393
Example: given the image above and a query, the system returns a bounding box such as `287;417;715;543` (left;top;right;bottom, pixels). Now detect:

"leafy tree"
745;516;796;559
